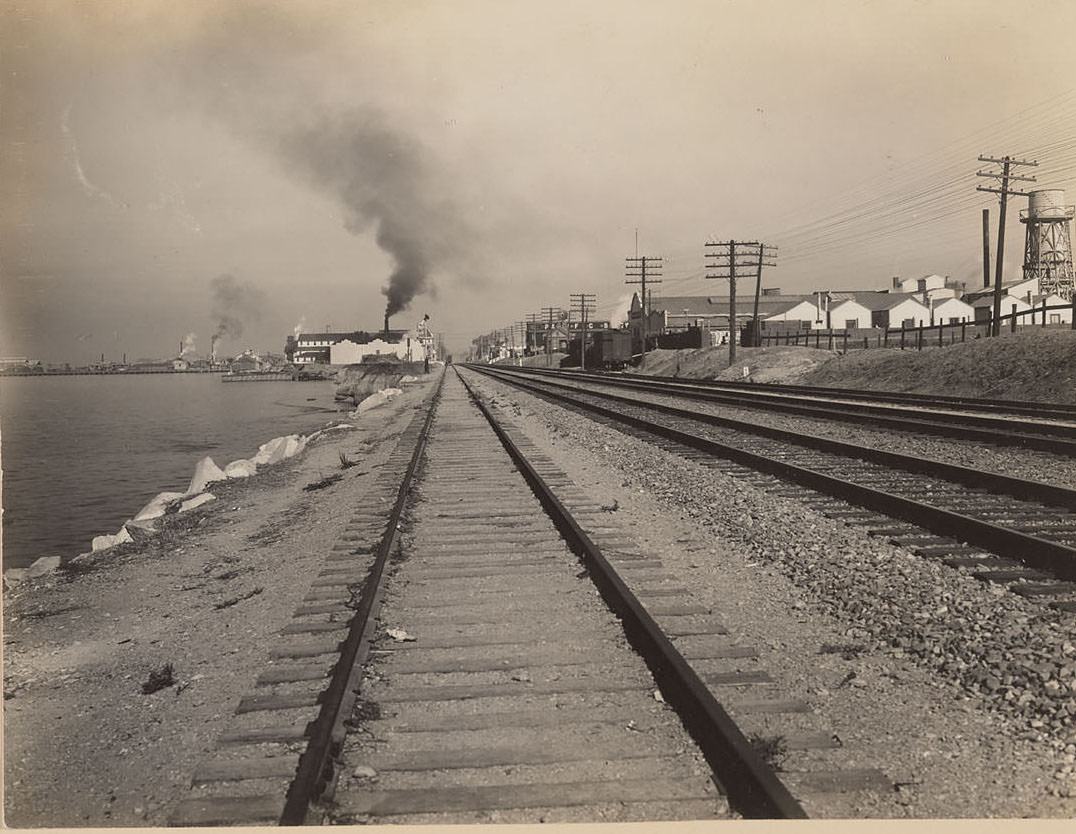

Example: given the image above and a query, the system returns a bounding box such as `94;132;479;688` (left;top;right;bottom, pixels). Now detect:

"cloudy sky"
3;0;1076;362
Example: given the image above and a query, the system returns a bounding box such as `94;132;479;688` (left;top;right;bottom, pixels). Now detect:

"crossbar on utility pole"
977;154;1037;336
749;244;778;347
569;293;596;370
706;240;764;366
626;256;663;354
540;307;562;367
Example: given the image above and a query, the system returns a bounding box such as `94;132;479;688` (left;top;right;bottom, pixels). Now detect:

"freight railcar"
561;328;634;370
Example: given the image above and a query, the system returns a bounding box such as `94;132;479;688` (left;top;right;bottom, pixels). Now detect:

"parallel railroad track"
169;367;907;825
617;371;1076;422
472;364;1076;604
507;366;1076;455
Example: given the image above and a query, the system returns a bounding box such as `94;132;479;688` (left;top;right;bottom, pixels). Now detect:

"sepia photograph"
3;0;1076;829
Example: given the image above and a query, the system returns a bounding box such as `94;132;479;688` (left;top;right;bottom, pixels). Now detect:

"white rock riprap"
6;432;317;586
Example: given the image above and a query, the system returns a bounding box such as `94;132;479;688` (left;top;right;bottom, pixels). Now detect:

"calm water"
0;374;346;570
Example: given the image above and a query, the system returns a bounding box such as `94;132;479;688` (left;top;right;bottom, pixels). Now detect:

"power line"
977;153;1038;335
625;255;663;351
569;292;596;370
706;240;765;366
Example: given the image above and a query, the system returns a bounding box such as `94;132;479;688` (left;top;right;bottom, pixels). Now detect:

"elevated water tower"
1020;189;1075;300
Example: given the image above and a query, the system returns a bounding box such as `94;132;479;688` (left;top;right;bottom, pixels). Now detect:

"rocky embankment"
332;360;428;407
4;367;432;590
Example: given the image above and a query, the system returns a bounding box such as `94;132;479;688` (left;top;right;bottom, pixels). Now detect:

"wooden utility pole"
541;306;562;367
706;240;763;366
982;208;991;288
625;256;663;354
749;244;778;347
977;154;1037;335
569;293;596;370
526;312;541;357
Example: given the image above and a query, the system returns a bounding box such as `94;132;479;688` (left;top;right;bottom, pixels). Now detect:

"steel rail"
471;366;1076;583
492;365;1076;452
279;371;446;825
455;367;808;819
626;374;1076;420
549;367;1076;420
475;365;1076;512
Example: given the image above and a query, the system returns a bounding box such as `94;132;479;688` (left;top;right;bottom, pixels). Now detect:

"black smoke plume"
274;108;461;319
210;273;265;345
168;7;484;323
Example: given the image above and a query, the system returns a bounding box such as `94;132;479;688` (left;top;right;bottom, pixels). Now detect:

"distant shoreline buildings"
286;315;440;366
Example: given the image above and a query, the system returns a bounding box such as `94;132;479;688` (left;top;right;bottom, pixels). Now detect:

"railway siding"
481;367;1076;594
466;365;1076;817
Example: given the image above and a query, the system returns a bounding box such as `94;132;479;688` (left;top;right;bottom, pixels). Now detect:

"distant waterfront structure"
0;356;38;370
288;317;432;365
1021;189;1075;301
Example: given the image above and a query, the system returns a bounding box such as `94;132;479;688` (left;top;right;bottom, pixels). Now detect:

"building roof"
298;330;408;344
651;295;808;317
828;297;871;309
968;294;1028;309
930;296;974;307
848;292;928;312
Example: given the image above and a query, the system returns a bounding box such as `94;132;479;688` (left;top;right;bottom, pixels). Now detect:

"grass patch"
214;586;264;610
247;503;311;544
346;697;382;727
56;558;102;579
819;642;868;660
21;604;85;620
141;663;176;694
339;452;361;469
303;473;343;492
747;732;789;771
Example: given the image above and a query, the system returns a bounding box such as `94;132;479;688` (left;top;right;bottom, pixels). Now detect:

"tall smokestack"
384;312;389;334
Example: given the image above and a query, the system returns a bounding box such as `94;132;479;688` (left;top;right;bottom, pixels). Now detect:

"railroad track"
631;374;1076;422
507;366;1076;455
471;364;1076;604
167;366;908;826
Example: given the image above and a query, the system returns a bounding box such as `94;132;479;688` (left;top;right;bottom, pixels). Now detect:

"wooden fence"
757;302;1076;351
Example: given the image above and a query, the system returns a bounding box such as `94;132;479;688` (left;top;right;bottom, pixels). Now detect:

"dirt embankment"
2;376;438;827
633;329;1076;404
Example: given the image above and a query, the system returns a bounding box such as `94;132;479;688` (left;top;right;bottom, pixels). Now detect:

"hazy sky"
4;0;1076;362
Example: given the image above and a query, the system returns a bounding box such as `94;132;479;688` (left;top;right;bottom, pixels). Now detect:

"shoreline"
0;371;414;578
4;422;328;586
3;378;419;584
2;374;438;827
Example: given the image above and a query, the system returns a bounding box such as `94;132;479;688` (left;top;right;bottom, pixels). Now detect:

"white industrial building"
927;296;975;325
